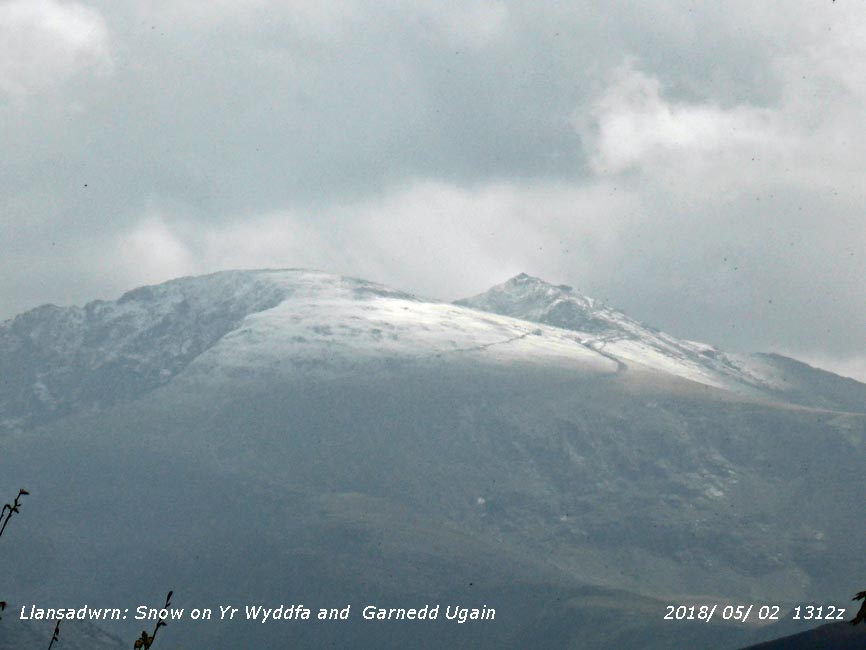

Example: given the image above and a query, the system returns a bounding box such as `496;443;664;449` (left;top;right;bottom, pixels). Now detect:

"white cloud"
0;0;111;97
1;0;864;380
581;63;778;178
581;17;866;196
339;179;633;298
112;216;198;287
102;179;637;303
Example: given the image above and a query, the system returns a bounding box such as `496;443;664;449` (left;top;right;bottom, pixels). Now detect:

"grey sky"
2;0;864;379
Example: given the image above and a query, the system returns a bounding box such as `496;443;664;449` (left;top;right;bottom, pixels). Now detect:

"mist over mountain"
2;269;864;649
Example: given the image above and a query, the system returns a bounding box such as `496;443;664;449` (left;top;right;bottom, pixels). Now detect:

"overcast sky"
2;0;865;379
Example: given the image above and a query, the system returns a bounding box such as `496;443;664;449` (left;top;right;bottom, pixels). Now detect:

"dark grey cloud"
1;0;864;379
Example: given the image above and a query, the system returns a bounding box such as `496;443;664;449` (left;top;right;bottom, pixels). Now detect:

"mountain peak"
502;273;579;293
506;272;575;293
456;274;770;397
456;273;604;332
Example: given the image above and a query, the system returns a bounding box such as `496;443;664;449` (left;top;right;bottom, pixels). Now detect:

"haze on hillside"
1;269;865;648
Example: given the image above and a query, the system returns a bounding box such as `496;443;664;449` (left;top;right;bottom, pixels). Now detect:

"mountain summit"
456;273;611;333
2;269;865;649
3;269;863;435
458;273;866;411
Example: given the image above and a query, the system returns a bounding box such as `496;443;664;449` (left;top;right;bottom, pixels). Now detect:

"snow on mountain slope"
0;270;290;431
3;269;865;649
182;270;616;382
456;273;866;410
3;268;862;437
726;352;866;414
0;270;619;433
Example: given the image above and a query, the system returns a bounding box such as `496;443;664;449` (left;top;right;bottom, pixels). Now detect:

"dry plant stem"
0;489;29;539
851;590;866;625
135;591;174;649
46;619;60;650
0;489;28;623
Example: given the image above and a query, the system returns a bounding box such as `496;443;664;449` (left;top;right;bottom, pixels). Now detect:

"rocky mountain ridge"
3;269;864;437
2;269;864;648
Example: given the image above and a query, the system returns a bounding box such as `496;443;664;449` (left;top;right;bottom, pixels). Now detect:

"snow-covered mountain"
0;270;612;434
4;269;862;437
457;273;866;412
2;269;864;649
0;271;290;432
457;272;750;390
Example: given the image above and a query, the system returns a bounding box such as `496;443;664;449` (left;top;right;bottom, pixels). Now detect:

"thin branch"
46;619;61;650
134;591;174;649
0;489;29;539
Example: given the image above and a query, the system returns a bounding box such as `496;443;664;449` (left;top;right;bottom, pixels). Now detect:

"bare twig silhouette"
851;590;866;625
46;619;61;649
134;591;174;649
0;489;28;624
0;489;29;538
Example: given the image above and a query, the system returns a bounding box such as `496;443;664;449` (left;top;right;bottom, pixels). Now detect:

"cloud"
581;63;777;177
579;12;866;196
0;0;111;97
66;179;636;310
1;0;864;382
112;216;198;285
562;42;866;368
